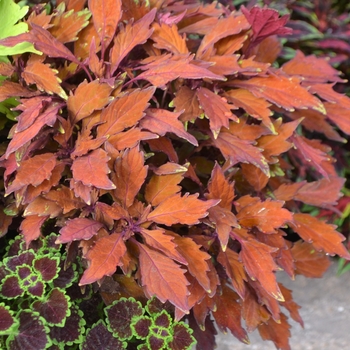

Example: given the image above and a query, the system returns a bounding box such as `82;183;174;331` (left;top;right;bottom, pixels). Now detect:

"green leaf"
0;0;40;55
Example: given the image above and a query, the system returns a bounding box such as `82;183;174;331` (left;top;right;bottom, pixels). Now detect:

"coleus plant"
0;234;195;349
0;0;350;349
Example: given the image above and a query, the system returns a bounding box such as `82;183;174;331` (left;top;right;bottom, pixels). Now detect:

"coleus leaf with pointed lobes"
6;153;56;195
80;232;126;285
213;128;269;175
110;8;156;74
67;79;113;123
233;229;284;301
19;215;48;248
241;5;292;46
138;243;189;312
232;73;326;113
196;87;238;138
212;282;249;344
22;55;67;99
152;22;188;55
147;193;219;226
235;195;293;234
71;148;116;190
57;218;103;244
135;54;225;88
111;146;148;208
274;177;345;208
291;214;350;259
140;108;198;146
89;0;121;50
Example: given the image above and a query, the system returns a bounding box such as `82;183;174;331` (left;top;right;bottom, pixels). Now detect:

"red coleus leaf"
135;54;225;88
196;87;238;138
111;146;148;208
241;5;292;45
6;153;57;195
67;79;113;123
80;233;126;285
110;8;156;74
233;229;284;301
147;193;219;226
291;213;350;259
88;0;122;49
97;87;155;138
138;243;189;312
140;108;198;146
235;196;293;234
57;218;104;244
71;148;116;190
279;283;304;327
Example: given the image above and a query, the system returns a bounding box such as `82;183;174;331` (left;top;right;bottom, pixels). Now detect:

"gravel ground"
216;263;350;350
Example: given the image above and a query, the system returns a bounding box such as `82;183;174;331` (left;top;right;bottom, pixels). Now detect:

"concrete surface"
216;263;350;350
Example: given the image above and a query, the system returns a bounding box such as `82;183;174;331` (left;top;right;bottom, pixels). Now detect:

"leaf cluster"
0;0;349;349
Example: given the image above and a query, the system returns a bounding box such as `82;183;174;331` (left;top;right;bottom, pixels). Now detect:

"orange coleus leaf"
145;173;183;207
135;54;225;88
196;14;250;58
57;218;103;244
257;118;300;162
44;185;84;214
5;102;60;158
71;148;116;190
140;228;186;265
291;241;331;278
57;0;86;12
241;163;269;192
110;9;156;74
80;233;126;285
140;108;198;146
70;179;92;205
217;249;247;299
20;215;49;248
197;87;238;138
97;87;155;138
208;206;239;251
235;196;293;234
49;6;91;43
172;235;211;292
324;96;350;135
6;153;57;195
111;146;148;208
147;137;178;163
74;21;100;60
138;243;189;312
213;129;269;175
233;229;283;301
171;85;202;123
233;73;325;113
24;197;62;218
225;88;273;130
151;22;188;55
279;283;304;327
108;128;157;150
258;313;291;350
212;282;249;344
291;213;350;259
67;79;113;123
0;81;38;103
22;56;67;99
291;135;333;178
206;163;235;210
147;193;219;226
273;177;345;207
88;0;122;49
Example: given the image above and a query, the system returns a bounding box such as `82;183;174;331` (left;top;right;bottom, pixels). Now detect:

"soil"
216;262;350;350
